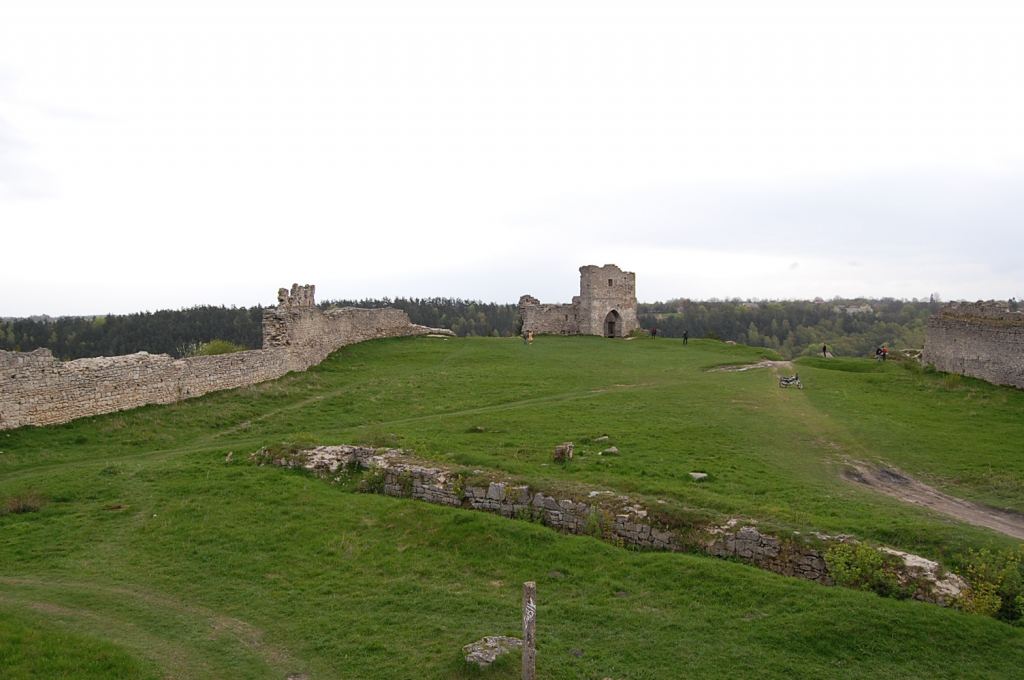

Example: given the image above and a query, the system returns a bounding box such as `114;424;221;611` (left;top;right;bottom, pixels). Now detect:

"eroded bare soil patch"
843;460;1024;540
708;360;794;373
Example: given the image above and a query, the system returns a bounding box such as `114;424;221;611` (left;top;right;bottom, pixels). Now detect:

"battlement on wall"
277;283;316;308
923;302;1024;390
936;301;1023;323
1;284;451;430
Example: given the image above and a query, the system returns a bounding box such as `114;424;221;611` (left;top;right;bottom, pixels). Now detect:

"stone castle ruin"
519;264;639;338
923;301;1024;389
0;284;450;430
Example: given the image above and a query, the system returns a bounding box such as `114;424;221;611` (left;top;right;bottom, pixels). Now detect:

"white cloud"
1;1;1022;314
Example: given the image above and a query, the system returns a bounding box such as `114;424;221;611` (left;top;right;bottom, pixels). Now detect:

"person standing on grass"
651;327;657;338
822;343;828;358
527;330;534;345
683;329;688;345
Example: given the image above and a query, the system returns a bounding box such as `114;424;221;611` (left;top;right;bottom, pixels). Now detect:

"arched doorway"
604;310;621;338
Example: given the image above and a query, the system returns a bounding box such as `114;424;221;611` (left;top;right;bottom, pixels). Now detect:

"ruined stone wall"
517;296;579;335
263;285;437;369
275;445;692;552
273;445;829;582
0;284;450;430
264;444;965;605
518;264;639;338
923;302;1024;389
0;347;294;429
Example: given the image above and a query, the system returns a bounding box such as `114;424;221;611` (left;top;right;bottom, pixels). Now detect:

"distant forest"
0;306;266;360
637;298;941;359
0;298;518;360
1;296;944;360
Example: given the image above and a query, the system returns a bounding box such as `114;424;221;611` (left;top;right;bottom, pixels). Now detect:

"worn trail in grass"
711;358;1024;539
795;356;1024;514
0;576;301;676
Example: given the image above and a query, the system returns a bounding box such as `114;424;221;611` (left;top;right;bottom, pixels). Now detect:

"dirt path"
842;460;1024;540
708;359;1024;540
709;360;794;373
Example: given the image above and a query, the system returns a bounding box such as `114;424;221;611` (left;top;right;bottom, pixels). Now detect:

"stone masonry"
923;301;1024;389
0;284;451;430
519;264;639;338
266;445;691;552
259;444;966;605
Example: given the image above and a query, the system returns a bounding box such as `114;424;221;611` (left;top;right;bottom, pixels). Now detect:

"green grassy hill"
2;336;1023;678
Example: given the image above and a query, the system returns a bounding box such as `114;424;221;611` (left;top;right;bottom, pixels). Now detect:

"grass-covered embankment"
2;335;1023;677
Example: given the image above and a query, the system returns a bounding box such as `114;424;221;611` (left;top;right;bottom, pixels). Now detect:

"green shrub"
397;470;414;497
194;339;247;356
957;547;1024;624
584;509;607;538
359;469;386;495
959;581;1003;618
825;543;906;598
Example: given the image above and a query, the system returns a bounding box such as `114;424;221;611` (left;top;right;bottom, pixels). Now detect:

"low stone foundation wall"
264;447;833;576
257;444;968;605
705;520;830;582
285;445;682;552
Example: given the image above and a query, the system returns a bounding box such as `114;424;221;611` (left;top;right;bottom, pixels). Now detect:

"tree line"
0;307;264;360
2;296;943;360
637;298;941;359
0;298;518;360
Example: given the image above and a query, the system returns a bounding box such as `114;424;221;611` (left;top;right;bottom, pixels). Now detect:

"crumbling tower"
519;264;639;338
262;283;317;349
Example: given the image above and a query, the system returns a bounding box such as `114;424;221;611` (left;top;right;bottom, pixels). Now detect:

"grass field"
2;336;1023;678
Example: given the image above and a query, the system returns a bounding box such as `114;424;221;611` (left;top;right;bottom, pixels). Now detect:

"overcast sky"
2;1;1022;316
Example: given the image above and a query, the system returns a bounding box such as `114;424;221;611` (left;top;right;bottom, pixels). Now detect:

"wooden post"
522;581;536;680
